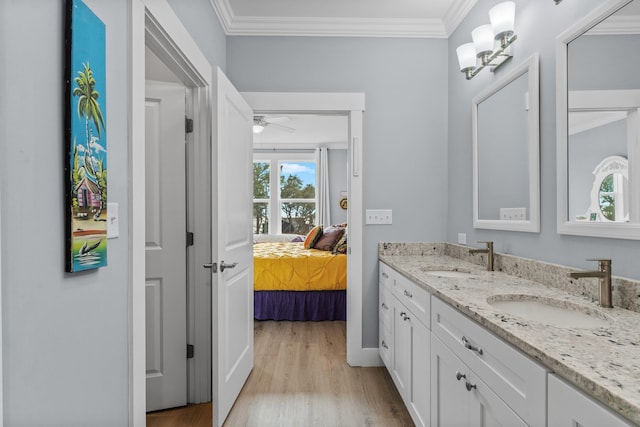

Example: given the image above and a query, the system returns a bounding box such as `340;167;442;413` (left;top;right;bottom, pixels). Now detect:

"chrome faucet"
469;241;494;271
568;259;612;308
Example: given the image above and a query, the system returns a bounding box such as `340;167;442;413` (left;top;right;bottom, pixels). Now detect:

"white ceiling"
210;0;478;38
253;114;349;148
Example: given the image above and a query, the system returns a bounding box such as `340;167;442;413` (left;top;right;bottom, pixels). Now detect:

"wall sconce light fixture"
456;1;517;80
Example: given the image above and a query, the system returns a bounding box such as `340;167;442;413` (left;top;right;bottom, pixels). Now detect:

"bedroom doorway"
243;92;368;366
252;114;349;322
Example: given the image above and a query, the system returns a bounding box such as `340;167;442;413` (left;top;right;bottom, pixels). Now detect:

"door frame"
242;92;372;366
130;0;213;424
0;176;3;427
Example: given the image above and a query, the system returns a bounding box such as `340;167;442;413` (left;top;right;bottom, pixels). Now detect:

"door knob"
220;261;238;272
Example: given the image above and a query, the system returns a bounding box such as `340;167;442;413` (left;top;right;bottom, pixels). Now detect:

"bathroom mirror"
473;53;540;232
556;0;640;239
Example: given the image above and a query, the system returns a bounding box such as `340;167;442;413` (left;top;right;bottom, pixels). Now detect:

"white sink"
421;267;476;279
487;295;611;328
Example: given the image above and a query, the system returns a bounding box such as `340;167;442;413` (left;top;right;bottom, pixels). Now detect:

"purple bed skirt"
254;290;346;321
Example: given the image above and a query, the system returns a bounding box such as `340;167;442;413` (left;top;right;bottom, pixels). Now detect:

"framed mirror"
473;53;540;232
556;0;640;239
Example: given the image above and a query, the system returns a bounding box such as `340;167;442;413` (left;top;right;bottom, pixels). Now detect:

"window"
253;153;316;235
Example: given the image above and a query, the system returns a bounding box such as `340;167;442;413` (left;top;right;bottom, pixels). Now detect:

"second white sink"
487;295;611;328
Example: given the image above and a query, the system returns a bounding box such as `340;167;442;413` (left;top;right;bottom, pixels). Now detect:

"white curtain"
316;147;331;227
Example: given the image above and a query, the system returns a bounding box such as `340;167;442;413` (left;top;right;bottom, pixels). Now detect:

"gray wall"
447;0;640;279
329;149;348;225
167;0;227;72
0;0;129;425
227;36;449;347
569;34;640;91
568;119;627;220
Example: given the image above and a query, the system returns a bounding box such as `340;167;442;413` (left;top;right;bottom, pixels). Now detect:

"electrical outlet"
366;209;392;225
458;233;467;244
499;207;527;221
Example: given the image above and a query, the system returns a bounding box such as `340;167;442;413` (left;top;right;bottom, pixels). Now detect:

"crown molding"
443;0;478;35
210;0;475;38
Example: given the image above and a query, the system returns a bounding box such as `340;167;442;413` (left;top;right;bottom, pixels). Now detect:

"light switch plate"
499;207;526;221
107;202;119;239
366;209;392;225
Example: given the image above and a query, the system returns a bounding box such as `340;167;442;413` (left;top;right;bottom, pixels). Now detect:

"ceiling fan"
253;115;295;134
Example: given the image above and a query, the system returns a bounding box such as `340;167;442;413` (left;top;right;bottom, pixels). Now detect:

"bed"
253;234;347;321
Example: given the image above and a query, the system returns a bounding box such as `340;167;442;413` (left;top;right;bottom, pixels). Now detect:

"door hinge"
185;117;194;134
186;231;194;247
187;344;194;359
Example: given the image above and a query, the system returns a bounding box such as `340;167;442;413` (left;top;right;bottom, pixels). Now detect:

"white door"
210;68;254;427
145;81;187;412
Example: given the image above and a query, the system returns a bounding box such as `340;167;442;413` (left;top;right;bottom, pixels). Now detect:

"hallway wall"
0;1;130;425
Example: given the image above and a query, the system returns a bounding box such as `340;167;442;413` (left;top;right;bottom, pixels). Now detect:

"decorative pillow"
313;226;345;251
291;235;304;242
303;225;323;249
332;235;348;254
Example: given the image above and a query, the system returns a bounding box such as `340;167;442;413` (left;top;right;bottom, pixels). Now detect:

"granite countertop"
379;252;640;426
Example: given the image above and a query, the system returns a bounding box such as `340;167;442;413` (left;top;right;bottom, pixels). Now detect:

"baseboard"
347;347;383;367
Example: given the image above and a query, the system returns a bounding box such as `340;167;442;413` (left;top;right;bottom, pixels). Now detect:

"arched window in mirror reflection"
578;156;629;222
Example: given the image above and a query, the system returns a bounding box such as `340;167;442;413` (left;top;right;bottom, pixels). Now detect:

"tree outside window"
253;157;316;235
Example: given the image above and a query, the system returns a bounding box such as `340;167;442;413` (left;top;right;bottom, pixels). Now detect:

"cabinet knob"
455;371;466;381
381;340;388;349
382;272;389;278
465;381;477;392
403;289;413;298
381;302;388;310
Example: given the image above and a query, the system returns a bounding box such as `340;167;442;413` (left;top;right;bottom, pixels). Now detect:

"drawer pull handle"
381;302;388;310
462;336;483;355
381;340;388;349
403;289;413;298
465;381;477;392
455;371;466;381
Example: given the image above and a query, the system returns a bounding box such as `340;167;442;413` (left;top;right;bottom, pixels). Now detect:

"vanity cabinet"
431;296;548;427
548;374;636;427
379;262;430;427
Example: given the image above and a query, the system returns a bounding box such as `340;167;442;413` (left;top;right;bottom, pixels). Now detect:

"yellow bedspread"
253;242;347;291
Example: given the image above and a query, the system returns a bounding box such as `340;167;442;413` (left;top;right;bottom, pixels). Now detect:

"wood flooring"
147;320;413;427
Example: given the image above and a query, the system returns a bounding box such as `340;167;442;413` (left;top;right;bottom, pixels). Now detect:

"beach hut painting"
65;0;107;272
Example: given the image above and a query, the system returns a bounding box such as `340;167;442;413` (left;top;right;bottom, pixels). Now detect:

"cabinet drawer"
431;296;548;427
393;272;429;328
379;262;395;291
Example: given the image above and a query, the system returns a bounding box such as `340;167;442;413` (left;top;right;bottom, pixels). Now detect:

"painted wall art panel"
65;0;107;272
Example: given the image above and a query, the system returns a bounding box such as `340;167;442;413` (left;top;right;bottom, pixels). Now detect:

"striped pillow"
303;225;323;249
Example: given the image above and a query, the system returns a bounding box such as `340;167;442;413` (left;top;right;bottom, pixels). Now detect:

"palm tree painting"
65;0;107;272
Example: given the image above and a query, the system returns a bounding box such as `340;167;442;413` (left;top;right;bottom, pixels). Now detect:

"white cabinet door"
410;318;430;427
431;335;470;427
548;374;636;427
469;372;527;427
432;334;527;427
391;297;411;398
